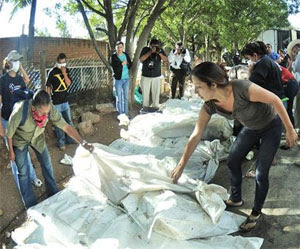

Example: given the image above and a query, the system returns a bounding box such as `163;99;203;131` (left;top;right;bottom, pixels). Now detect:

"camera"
180;47;186;54
152;45;162;54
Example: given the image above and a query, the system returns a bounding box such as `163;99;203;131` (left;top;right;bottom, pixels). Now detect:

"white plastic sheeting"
12;145;263;249
115;99;233;183
110;138;230;182
73;144;228;224
12;99;263;249
121;99;233;146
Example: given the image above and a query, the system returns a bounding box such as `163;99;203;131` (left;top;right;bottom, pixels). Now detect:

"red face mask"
32;110;48;128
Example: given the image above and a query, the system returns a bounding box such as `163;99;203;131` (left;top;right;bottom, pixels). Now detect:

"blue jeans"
1;118;38;191
54;102;74;147
227;116;282;212
14;145;59;208
114;79;130;116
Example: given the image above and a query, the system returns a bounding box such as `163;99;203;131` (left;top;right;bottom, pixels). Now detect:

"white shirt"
168;49;191;69
292;52;300;82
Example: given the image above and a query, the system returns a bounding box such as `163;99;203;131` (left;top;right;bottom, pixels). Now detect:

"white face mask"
10;61;20;73
56;62;66;68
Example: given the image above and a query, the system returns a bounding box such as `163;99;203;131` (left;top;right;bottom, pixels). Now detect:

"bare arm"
140;50;152;63
159;52;168;62
46;86;51;95
19;63;30;84
62;124;94;152
60;67;71;86
8;137;15;161
248;83;298;146
171;107;212;183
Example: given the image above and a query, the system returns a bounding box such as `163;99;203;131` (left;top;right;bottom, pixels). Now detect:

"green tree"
153;0;291;62
64;0;176;105
5;0;37;64
44;4;72;38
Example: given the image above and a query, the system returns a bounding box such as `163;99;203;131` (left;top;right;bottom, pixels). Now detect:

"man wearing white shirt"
168;41;191;99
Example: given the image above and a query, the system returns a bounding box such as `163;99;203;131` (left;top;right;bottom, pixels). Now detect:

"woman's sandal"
239;213;263;233
225;199;244;207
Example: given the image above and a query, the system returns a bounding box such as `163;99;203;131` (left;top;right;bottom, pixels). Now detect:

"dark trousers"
171;68;186;99
227;116;282;212
284;80;299;127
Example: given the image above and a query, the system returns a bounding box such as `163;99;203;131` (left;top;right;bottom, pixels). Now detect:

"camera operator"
168;41;191;99
139;38;168;108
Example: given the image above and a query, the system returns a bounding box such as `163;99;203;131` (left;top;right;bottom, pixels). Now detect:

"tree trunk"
27;0;37;65
125;0;140;58
104;0;117;52
76;0;112;72
205;35;210;61
216;48;222;63
129;0;168;108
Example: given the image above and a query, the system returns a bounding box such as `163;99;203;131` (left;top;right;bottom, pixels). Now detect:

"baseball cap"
6;50;23;61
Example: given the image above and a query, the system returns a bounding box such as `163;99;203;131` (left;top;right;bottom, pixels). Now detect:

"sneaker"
32;178;42;188
59;145;66;151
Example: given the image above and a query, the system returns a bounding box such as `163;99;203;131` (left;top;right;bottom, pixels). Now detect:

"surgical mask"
56;62;66;68
10;61;20;73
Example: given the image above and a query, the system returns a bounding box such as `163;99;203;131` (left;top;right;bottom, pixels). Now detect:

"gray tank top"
203;80;275;130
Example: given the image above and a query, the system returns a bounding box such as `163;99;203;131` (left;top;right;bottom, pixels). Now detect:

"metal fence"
25;56;110;93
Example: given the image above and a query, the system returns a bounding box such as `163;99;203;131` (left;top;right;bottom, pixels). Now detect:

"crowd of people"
1;38;300;233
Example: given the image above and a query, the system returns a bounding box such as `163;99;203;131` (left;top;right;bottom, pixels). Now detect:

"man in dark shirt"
46;53;74;151
139;38;168;108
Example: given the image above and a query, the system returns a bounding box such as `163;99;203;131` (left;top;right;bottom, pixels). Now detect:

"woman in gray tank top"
171;62;298;232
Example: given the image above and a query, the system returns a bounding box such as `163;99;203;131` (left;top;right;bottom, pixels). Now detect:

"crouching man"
7;90;93;209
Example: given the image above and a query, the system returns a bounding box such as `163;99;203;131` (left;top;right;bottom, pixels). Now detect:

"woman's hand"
171;164;184;184
285;128;298;147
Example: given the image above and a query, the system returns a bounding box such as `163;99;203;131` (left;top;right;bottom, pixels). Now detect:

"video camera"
179;47;186;54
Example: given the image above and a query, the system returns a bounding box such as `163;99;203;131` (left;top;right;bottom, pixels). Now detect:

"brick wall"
0;36;108;67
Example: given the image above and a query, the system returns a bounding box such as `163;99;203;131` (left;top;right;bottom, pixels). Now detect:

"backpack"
11;89;34;126
180;59;192;76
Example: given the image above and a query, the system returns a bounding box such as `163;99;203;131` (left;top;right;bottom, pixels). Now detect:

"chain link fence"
24;56;110;94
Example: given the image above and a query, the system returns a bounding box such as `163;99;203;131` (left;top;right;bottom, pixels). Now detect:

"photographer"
139;38;168;108
168;41;191;99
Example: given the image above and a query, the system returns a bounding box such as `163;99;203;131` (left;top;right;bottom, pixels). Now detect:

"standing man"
266;43;281;64
46;53;74;151
139;38;168;108
168;41;191;99
7;90;94;208
0;50;42;190
111;41;132;119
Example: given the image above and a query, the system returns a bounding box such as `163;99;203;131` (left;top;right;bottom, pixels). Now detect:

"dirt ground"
1;102;300;248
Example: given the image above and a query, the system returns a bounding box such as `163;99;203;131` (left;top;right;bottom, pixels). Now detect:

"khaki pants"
141;76;161;107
